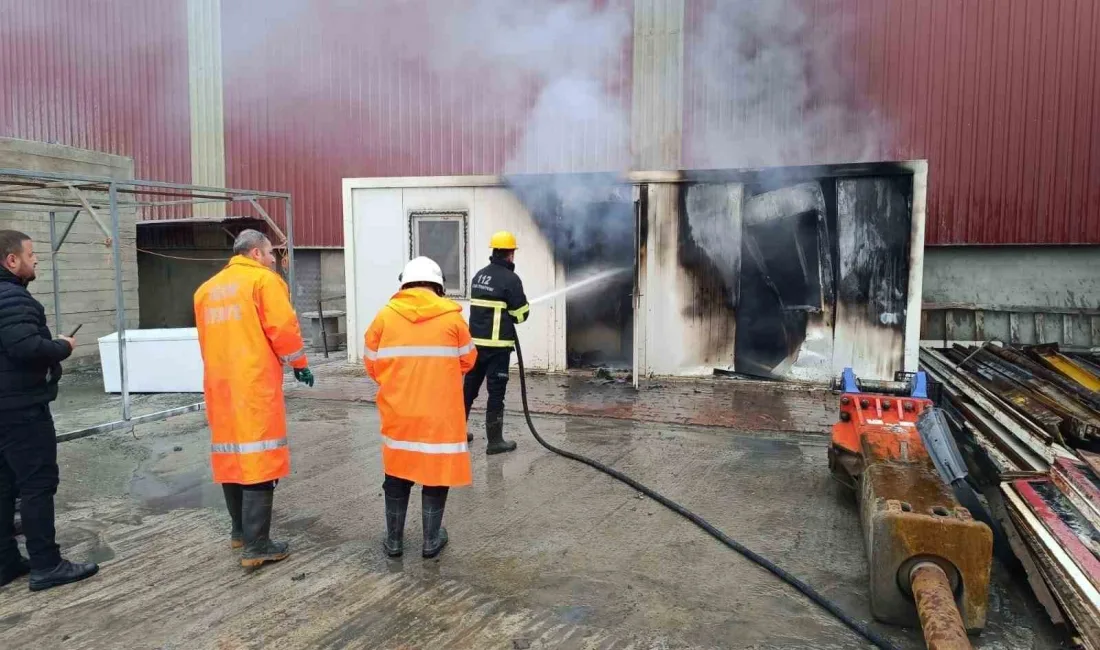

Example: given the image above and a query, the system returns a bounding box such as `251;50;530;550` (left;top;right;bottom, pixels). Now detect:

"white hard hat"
399;256;445;289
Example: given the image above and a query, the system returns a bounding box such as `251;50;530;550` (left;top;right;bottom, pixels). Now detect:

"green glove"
294;367;315;387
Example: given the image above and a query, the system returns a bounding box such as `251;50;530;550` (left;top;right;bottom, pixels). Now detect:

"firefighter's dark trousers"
463;346;511;418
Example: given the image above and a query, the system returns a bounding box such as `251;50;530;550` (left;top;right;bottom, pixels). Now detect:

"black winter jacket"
0;267;72;412
468;257;530;348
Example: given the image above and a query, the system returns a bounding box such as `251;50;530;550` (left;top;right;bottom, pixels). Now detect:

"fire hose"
510;333;901;650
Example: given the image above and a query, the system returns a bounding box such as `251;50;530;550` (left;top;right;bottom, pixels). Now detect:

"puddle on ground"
0;612;30;630
555;604;593;624
277;511;360;548
130;468;211;514
292;406;352;422
84;541;117;564
280;514;322;533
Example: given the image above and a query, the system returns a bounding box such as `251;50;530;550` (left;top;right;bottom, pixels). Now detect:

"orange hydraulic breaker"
828;369;992;649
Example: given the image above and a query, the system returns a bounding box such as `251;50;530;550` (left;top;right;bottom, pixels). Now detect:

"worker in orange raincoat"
194;229;315;569
364;256;476;559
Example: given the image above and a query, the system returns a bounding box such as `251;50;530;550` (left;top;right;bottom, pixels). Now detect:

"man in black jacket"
463;231;530;455
0;230;98;591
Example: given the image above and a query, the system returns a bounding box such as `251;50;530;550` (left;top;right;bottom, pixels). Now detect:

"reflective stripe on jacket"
468;258;529;348
364;287;476;487
194;256;308;485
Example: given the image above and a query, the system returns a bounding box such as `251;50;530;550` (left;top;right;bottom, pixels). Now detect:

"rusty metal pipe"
910;562;971;650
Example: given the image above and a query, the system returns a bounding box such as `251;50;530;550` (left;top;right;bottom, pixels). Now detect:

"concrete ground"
0;366;1066;649
295;358;838;435
49;370;202;435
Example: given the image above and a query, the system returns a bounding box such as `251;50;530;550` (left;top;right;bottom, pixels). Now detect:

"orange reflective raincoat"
364;288;476;487
194;256;308;485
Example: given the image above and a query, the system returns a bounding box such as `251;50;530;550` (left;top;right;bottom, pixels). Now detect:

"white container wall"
342;177;564;371
99;328;204;393
343;165;927;383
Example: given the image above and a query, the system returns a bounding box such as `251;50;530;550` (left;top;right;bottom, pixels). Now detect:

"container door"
735;183;833;381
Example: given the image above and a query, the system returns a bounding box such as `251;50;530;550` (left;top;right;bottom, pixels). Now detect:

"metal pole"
318;299;329;358
56;402;205;442
286;198;296;307
247;197;288;245
109;183;130;421
67;185;113;240
55;210;82;249
0;167;291;199
48;211;62;334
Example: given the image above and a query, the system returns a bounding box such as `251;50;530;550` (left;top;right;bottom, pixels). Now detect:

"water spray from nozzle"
528;267;630;306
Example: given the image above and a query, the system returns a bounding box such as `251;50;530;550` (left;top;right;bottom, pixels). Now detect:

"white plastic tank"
98;328;204;393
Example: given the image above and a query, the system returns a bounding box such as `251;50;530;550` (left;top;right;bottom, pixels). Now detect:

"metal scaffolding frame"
0;167;296;440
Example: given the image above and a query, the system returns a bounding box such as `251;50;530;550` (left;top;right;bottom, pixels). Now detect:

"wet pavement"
0;370;1066;649
49;368;203;435
291;358;837;434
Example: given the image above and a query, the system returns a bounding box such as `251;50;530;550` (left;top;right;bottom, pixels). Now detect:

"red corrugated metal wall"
856;0;1100;245
4;1;1097;246
0;0;192;191
682;0;1100;245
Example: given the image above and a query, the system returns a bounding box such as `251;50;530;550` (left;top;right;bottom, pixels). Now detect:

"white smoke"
686;0;886;168
509;76;629;173
408;0;886;172
7;0;886;177
410;0;632;173
218;0;883;175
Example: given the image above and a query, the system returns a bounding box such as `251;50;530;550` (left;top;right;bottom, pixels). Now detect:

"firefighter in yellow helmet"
463;231;529;454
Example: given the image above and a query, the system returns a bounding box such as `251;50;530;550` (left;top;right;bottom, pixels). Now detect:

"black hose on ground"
511;334;901;650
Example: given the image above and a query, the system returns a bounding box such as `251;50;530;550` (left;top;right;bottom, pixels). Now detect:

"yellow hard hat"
489;230;518;250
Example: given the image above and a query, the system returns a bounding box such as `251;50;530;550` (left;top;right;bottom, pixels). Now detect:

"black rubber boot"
485;412;517;455
222;484;244;550
28;559;99;592
421;490;449;559
240;489;289;569
383;492;409;558
0;555;29;587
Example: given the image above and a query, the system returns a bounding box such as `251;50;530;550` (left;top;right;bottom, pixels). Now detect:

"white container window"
409;211;467;298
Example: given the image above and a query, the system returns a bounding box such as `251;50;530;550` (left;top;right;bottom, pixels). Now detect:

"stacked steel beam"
920;344;1100;647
